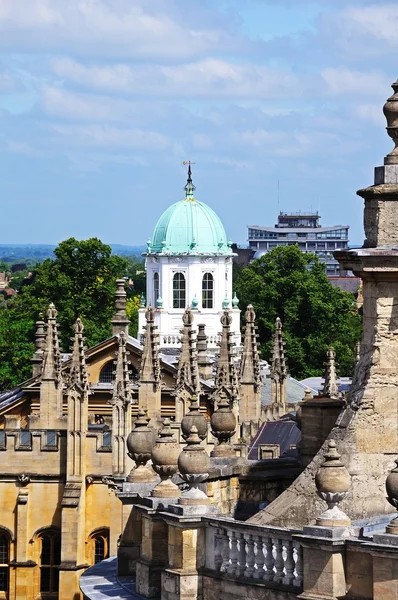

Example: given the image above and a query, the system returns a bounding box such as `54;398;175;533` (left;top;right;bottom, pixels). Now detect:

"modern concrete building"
248;211;349;275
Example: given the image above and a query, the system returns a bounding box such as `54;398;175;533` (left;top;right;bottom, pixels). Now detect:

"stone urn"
181;395;208;441
178;425;210;505
384;80;398;164
151;418;181;498
386;458;398;533
315;439;351;526
126;408;156;483
210;392;236;458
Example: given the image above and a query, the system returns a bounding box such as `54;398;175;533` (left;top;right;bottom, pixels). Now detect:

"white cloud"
49;123;170;149
321;67;390;96
0;0;239;60
50;57;303;100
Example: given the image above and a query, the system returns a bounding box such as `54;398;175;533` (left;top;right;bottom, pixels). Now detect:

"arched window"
173;273;186;309
202;273;214;309
99;361;114;383
39;530;61;595
88;529;109;565
153;272;159;305
0;531;10;594
99;361;139;384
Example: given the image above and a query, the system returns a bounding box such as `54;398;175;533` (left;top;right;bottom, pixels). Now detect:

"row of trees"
0;240;362;390
234;246;362;379
0;238;145;389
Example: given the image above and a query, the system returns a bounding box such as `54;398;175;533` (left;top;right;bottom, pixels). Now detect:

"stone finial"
270;317;287;411
213;311;239;407
322;347;339;399
315;439;351;526
126;408;156;483
240;304;261;389
383;80;398;165
174;309;200;419
181;395;208;441
210;391;237;458
385;458;398;534
42;303;62;385
139;306;161;389
69;318;88;391
112;279;130;337
355;341;361;366
178;425;210;505
32;314;46;377
151;418;181;498
111;332;132;407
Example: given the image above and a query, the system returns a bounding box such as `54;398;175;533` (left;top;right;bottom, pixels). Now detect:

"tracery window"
153;272;159;305
173;273;186;309
39;530;61;596
202;273;214;309
0;532;10;593
99;361;139;384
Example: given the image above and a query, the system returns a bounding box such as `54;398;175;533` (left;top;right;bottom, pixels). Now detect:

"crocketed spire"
109;331;132;476
42;303;62;385
69;318;88;392
213;310;239;407
270;317;287;410
138;306;161;419
239;305;261;423
322;347;339;399
174;308;201;421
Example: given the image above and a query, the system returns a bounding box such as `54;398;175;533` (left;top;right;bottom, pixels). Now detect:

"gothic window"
99;361;114;383
153;272;159;304
173;273;186;309
202;273;214;309
39;530;61;595
0;531;10;593
99;361;139;384
88;529;109;565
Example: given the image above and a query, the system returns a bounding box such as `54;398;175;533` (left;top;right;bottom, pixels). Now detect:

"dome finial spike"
183;160;196;199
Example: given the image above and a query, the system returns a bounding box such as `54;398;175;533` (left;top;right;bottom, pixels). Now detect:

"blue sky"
0;0;396;246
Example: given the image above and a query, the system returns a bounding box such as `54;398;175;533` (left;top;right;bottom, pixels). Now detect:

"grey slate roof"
248;419;301;460
79;557;144;599
0;387;24;411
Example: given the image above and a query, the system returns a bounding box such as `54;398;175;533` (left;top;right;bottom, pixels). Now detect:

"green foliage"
235;245;362;379
0;238;130;388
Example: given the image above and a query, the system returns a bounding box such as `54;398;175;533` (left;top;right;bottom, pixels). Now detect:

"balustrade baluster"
227;530;238;575
294;542;303;587
244;534;256;578
235;532;246;577
253;535;265;580
220;529;230;573
264;537;275;581
214;529;223;571
283;539;295;586
273;538;285;583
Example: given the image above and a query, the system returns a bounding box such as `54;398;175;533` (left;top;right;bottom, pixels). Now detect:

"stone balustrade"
204;518;303;591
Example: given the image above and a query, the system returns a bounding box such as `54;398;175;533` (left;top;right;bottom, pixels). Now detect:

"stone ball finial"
178;425;210;506
151;418;181;498
245;304;255;323
145;306;155;323
181;394;208;441
47;302;58;320
220;310;232;327
126;408;156;483
384;80;398;165
183;307;194;325
315;439;351;527
210;392;237;458
386;458;398;534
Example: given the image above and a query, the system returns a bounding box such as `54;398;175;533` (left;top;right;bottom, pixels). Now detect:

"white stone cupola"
138;164;240;350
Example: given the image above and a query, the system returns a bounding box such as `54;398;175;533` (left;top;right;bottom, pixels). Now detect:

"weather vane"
182;161;195;167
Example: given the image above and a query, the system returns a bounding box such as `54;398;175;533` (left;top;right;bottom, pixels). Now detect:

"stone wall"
202;575;298;600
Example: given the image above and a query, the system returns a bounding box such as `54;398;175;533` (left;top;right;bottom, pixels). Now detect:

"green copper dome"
148;166;231;255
